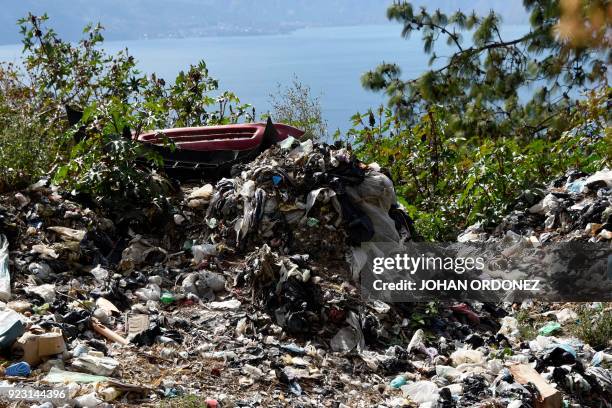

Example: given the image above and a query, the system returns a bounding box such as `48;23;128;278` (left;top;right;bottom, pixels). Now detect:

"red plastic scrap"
450;303;481;325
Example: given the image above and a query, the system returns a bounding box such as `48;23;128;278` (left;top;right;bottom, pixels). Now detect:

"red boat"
137;120;304;152
135;118;304;178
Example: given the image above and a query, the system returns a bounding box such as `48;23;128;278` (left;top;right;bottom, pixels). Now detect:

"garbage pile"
181;137;413;263
0;139;609;407
459;168;612;243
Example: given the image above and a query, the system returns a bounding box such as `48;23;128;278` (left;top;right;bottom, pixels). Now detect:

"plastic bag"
407;328;425;353
75;392;104;407
345;171;403;279
0;309;25;348
192;244;218;263
330;311;364;353
538;321;561;336
400;381;439;403
47;226;86;242
498;316;519;338
0;235;11;301
345;171;399;244
450;348;484;366
134;283;161;301
43;367;108;383
72;352;119;376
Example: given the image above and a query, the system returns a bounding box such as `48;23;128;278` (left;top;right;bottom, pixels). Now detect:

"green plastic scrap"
32;303;50;315
306;217;319;227
43;367;109;383
182;240;194;251
160;291;175;305
538;321;561;336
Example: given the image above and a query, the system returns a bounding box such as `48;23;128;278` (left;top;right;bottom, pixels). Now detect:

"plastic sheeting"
345;170;404;280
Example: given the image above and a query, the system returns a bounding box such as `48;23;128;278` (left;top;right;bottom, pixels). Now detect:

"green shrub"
350;1;610;240
569;304;612;349
267;75;327;140
0;62;63;189
515;309;538;341
345;87;610;240
0;14;253;201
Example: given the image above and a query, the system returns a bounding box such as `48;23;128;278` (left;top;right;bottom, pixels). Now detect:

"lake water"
0;24;528;134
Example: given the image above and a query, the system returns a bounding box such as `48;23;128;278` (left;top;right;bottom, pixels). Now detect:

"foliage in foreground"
348;0;611;240
361;0;610;141
347;88;610;240
569;304;612;349
0;14;252;201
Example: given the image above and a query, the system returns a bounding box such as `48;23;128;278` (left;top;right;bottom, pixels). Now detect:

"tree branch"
417;20;464;52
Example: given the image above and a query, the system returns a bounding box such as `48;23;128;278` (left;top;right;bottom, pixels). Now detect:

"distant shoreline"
0;22;396;47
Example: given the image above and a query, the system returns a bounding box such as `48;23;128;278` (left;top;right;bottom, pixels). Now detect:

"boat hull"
136;119;304;179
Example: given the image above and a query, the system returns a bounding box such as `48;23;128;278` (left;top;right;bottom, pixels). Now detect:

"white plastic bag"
0;235;11;301
192;244;218;263
345;171;403;280
450;348;484;366
400;381;439;403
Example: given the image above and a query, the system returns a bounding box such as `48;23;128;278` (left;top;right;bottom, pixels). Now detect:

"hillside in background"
0;0;528;44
